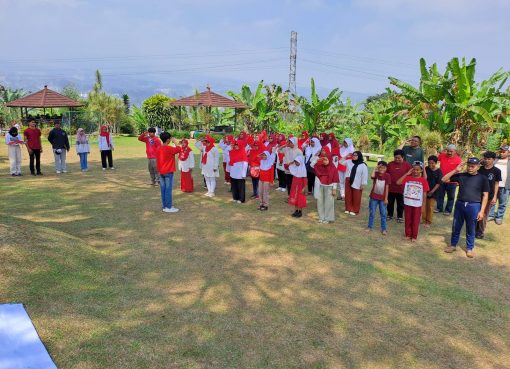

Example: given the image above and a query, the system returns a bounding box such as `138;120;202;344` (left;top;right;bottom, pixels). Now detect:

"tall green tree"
297;78;341;133
87;70;125;133
142;94;177;130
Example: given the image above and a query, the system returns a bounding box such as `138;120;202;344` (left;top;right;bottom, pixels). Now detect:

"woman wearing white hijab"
338;138;355;200
280;137;302;195
303;137;322;195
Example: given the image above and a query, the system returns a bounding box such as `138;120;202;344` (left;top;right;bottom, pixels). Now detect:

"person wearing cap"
436;144;462;215
443;158;489;258
489;145;510;224
399;136;424;165
47;121;70;174
476;151;501;238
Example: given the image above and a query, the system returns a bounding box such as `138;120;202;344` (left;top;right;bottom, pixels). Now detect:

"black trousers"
101;150;113;168
29;149;41;174
277;168;287;189
231;178;246;203
286;173;294;195
307;171;315;193
387;192;404;218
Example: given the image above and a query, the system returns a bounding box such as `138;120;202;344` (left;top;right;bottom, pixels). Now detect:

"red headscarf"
229;141;248;166
237;131;248;147
201;135;215;165
298;131;309;150
225;134;234;144
100;125;111;147
319;132;329;147
314;146;340;185
179;139;192;161
329;133;340;151
248;141;264;167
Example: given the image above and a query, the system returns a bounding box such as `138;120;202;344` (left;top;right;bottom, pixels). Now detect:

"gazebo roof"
171;87;247;109
6;85;83;108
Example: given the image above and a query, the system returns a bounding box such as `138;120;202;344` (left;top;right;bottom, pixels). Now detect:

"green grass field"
1;136;509;369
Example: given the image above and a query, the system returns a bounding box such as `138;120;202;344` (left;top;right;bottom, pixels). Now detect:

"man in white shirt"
490;145;510;224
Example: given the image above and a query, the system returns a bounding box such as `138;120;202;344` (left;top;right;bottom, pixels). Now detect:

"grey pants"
53;149;67;172
148;159;159;183
317;185;335;222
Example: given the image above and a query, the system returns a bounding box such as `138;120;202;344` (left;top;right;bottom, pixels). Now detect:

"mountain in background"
0;69;372;105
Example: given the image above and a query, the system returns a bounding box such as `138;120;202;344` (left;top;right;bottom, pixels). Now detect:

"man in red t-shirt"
138;127;162;185
386;149;412;222
23;119;43;175
156;132;181;213
436;144;462;215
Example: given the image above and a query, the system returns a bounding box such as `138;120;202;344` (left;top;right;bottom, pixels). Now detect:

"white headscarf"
288;137;298;147
260;151;275;171
289;154;307;178
340;138;355;158
305;137;321;161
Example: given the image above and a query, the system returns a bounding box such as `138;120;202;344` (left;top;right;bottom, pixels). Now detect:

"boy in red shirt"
397;161;430;241
23;119;43;175
367;161;391;234
138;127;162;185
156;132;181;213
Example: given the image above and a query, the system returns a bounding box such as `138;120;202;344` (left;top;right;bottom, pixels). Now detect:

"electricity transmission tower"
288;31;297;110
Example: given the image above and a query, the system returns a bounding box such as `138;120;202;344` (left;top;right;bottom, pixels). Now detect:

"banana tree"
297;78;341;133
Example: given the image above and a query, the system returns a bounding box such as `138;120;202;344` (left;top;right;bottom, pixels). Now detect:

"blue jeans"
78;152;88;170
160;173;174;209
451;201;480;250
489;188;509;220
368;198;387;231
436;183;457;213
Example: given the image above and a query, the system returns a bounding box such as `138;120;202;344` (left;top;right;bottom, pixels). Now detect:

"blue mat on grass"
0;304;57;369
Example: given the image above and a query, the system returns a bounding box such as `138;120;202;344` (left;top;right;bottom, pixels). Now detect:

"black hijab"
349;151;366;185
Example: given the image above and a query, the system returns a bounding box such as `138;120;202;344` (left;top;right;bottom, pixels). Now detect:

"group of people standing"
150;129;508;259
4;120;116;175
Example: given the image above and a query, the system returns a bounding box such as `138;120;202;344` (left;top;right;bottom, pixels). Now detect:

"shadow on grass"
1;155;509;369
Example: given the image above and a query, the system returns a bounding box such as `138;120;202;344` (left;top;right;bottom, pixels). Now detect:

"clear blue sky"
0;0;509;96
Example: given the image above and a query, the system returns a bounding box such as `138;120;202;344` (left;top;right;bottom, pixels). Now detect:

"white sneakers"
204;192;215;197
162;207;179;213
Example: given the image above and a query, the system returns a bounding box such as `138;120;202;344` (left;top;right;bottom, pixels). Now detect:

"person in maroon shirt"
386;149;412;223
138;127;162;185
436;144;462;215
23;119;43;175
156;132;181;213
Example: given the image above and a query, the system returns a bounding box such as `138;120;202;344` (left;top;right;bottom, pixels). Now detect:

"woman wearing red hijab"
229;140;248;203
312;146;339;223
248;140;264;199
178;139;195;192
98;125;115;170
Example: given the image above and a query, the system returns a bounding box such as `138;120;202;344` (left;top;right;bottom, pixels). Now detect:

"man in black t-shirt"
442;157;489;258
476;151;502;239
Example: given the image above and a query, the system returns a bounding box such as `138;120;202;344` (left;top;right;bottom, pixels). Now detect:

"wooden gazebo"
6;85;83;124
171;86;247;130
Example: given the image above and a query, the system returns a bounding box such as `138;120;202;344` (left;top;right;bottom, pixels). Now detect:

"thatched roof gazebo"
171;86;247;131
6;85;83;124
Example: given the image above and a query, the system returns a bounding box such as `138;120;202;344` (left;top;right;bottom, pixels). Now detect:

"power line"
0;47;288;64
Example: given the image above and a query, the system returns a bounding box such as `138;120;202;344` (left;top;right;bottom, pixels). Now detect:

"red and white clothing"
288;154;307;209
195;137;220;195
259;150;276;207
338;138;355;198
401;176;430;240
178;140;195;192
